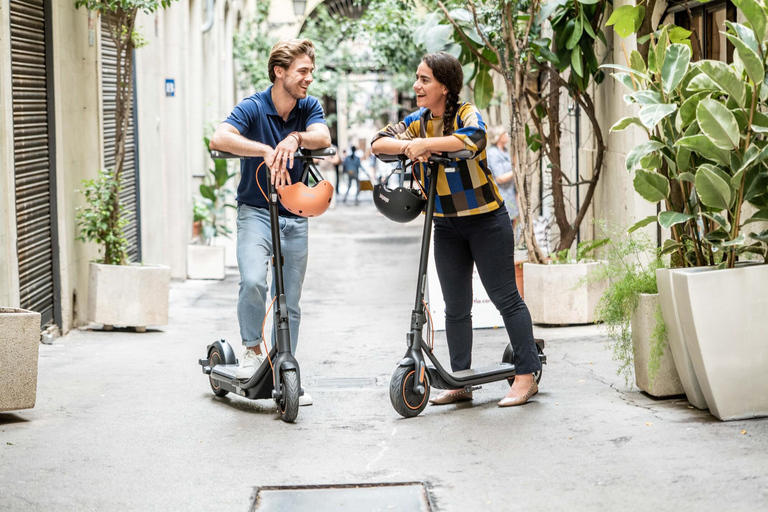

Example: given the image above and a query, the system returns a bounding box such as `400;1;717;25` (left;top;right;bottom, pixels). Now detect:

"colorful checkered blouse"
372;103;503;217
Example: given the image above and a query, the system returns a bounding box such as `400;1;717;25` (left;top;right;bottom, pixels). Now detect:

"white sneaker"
235;348;265;380
299;391;313;406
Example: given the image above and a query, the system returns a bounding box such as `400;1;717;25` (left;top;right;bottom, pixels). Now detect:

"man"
209;39;331;406
341;145;364;204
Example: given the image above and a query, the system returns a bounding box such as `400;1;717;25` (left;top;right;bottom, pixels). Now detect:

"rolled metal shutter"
101;15;141;263
10;0;59;326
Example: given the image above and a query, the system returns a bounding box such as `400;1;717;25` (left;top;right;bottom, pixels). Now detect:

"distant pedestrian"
486;125;520;232
342;145;364;204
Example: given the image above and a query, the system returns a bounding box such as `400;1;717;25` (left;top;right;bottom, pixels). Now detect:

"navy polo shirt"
224;85;326;216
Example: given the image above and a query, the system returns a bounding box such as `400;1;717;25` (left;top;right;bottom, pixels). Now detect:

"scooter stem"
267;168;291;354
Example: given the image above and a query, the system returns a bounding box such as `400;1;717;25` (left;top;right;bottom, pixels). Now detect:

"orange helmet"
277;180;334;217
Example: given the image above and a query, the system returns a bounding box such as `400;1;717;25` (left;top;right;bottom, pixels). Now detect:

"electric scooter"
376;151;547;418
198;147;335;423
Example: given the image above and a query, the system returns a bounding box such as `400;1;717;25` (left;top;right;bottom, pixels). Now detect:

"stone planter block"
673;264;768;421
187;245;226;280
0;308;41;412
523;261;607;325
656;268;708;410
631;294;684;397
88;263;170;328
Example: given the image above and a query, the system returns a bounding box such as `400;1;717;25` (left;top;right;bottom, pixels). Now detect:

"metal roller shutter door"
101;15;141;263
10;0;59;326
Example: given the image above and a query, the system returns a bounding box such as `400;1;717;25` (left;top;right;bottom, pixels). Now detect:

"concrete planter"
88;263;170;330
0;308;41;411
187;244;225;280
631;293;684;397
672;264;768;421
656;268;708;410
523;261;607;325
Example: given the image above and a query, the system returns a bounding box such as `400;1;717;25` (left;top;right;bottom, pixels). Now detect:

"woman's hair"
489;125;507;146
422;52;463;136
268;39;316;83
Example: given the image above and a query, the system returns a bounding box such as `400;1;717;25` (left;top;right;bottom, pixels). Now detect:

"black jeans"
433;206;541;374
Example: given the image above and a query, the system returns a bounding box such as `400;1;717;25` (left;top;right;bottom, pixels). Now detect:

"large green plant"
605;10;768;269
420;0;610;263
74;0;176;264
75;169;129;264
199;137;237;245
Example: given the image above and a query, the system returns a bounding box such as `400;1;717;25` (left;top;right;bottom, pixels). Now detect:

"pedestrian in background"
486;125;519;233
342;144;364;205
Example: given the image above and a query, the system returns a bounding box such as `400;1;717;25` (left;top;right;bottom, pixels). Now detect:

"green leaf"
425;24;453;53
611;117;646;132
751;229;768;242
630;50;646;74
696;99;741;150
462;62;477;85
722;234;747;247
632;91;665;105
702;212;730;229
634;169;671;203
696;61;747;107
675;135;731;165
661;239;683;256
658;211;695;229
696;164;733;210
614;73;636;92
628;215;658;233
725;33;765;85
571;49;583;77
661;44;691;94
669;26;693;46
602;64;652;82
656;26;669;73
687;73;720;93
626;141;665;172
680;92;710;126
640;104;677;129
731;0;767;44
751;111;768;133
473;67;494;109
200;184;215;202
725;21;758;52
567;18;584;50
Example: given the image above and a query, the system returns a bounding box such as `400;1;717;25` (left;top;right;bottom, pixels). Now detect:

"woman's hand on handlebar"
404;138;433;163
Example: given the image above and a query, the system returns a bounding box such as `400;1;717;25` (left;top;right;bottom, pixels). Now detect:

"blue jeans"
236;204;308;353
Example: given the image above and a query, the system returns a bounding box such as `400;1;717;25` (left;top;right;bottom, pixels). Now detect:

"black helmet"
373;183;426;223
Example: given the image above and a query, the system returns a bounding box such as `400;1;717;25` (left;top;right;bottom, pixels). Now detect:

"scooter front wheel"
390;365;430;418
278;369;300;423
208;346;229;397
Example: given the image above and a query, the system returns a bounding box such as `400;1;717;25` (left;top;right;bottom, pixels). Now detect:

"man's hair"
268;39;316;83
350;145;357;153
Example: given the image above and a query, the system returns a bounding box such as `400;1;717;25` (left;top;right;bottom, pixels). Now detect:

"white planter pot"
656;268;708;409
88;263;170;329
672;264;768;421
631;294;684;397
187;245;226;280
0;308;41;411
523;261;607;325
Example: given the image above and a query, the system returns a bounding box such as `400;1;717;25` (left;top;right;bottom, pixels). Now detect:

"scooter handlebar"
375;149;473;165
210;147;336;160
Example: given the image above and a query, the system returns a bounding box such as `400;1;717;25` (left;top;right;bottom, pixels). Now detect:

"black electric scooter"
376;151;547;418
198;147;334;423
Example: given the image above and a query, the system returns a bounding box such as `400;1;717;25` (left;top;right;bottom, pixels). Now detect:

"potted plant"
606;15;768;420
0;308;41;411
524;238;609;325
74;0;175;332
187;138;237;280
589;226;683;397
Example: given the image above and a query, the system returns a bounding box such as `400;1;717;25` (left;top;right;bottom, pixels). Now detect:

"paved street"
2;199;767;511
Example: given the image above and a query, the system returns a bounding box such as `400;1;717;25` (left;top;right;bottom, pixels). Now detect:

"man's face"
276;55;315;100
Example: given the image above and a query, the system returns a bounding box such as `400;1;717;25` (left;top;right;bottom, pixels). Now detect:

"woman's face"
413;62;448;114
497;132;509;147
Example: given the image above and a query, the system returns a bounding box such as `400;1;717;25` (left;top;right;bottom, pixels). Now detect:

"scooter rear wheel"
503;344;544;386
278;369;300;423
390;365;430;418
208;347;229;397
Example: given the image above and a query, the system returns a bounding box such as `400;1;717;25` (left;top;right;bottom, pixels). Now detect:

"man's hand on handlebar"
266;135;301;188
403;138;433;163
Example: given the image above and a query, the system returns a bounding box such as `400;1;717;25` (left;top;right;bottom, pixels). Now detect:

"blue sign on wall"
165;79;175;97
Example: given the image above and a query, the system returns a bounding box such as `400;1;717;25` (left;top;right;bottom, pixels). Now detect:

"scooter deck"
209;360;275;400
451;362;514;379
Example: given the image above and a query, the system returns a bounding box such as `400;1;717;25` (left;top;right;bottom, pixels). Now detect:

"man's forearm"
210;128;272;158
296;129;331;150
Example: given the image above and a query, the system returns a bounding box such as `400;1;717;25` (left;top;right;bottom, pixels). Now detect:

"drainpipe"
202;0;214;32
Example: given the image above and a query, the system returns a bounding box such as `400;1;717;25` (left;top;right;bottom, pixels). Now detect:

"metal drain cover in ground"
251;482;433;512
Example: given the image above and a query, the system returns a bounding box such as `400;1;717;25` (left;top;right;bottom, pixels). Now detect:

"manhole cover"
251;482;433;512
316;377;378;388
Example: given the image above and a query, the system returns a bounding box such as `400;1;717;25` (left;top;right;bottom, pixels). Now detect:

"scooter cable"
255;161;269;201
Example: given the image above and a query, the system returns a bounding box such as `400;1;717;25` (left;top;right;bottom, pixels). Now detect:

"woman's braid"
442;91;460;136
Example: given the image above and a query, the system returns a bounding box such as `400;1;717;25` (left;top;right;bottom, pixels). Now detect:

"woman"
486;126;519;231
371;52;541;407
